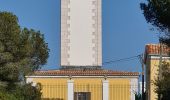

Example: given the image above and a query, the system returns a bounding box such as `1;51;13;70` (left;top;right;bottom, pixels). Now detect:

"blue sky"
0;0;158;72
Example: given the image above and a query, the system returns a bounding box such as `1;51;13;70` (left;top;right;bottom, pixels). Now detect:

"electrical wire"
102;54;142;65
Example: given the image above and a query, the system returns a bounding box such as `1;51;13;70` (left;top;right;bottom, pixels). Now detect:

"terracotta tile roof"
145;44;170;55
33;69;139;76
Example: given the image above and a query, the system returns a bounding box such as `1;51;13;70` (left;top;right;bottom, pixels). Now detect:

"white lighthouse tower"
61;0;102;69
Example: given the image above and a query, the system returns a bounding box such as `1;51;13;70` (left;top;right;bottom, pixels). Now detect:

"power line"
102;54;142;65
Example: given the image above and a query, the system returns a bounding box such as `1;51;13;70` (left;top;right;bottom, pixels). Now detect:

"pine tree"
0;11;49;100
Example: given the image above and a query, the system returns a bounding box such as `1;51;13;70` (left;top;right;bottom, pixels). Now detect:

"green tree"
0;91;17;100
140;1;170;99
140;0;170;46
0;11;49;83
0;11;49;99
154;62;170;100
0;83;42;100
13;83;42;100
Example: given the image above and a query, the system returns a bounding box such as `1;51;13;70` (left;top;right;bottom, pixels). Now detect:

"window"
74;92;91;100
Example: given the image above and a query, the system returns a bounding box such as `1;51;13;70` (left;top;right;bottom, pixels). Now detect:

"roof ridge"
34;69;139;76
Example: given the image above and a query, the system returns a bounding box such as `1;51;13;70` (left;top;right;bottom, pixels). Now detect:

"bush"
0;91;17;100
0;83;42;100
154;62;170;100
13;83;42;100
135;92;142;100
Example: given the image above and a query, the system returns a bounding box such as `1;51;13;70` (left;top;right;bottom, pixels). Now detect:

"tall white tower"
61;0;102;68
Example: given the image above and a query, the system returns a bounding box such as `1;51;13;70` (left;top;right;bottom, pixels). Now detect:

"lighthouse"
61;0;102;68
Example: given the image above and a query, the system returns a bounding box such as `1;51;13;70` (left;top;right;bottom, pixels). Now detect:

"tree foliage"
0;11;49;99
13;83;42;100
0;83;42;100
140;1;170;99
0;91;17;100
154;62;170;100
0;11;49;83
140;0;170;46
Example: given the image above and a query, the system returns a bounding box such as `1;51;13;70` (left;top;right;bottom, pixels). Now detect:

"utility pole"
139;54;145;100
142;54;145;100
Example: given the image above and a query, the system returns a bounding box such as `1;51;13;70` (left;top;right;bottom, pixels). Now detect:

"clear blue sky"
0;0;158;72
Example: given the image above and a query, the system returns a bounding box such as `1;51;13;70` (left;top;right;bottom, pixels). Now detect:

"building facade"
61;0;102;67
26;0;140;100
26;70;139;100
144;44;170;100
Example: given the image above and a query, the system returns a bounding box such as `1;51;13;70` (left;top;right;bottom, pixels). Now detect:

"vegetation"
0;11;49;99
0;91;17;100
0;83;42;100
141;0;170;99
13;83;42;100
135;92;142;100
154;62;170;100
140;0;170;46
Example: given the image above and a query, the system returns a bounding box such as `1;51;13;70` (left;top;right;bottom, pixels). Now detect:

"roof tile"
145;44;170;55
34;69;139;76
